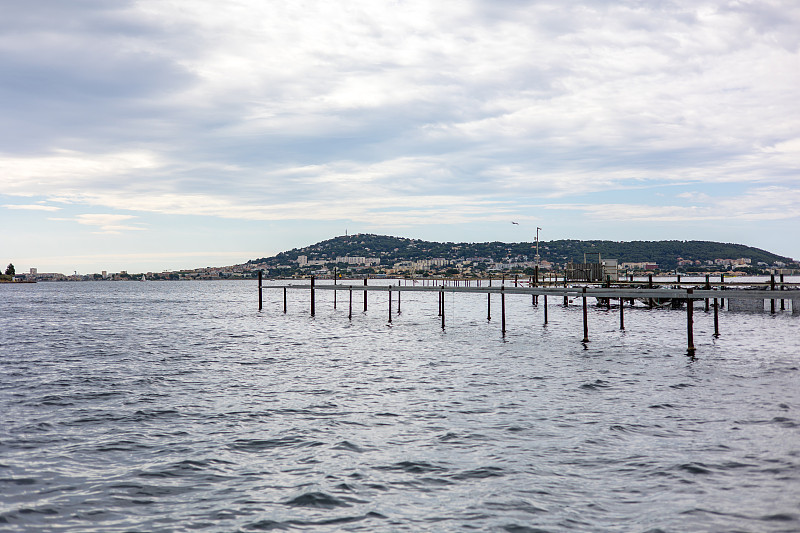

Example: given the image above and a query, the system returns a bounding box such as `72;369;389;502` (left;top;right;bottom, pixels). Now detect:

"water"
1;280;799;532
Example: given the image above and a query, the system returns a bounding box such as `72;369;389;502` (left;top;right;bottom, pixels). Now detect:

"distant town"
3;235;798;282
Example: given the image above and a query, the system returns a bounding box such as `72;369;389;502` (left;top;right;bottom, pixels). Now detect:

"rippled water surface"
2;280;799;532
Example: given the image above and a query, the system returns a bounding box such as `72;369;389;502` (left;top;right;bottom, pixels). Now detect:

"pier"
257;272;799;356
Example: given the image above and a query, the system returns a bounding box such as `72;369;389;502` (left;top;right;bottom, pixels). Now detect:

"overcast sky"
2;0;798;274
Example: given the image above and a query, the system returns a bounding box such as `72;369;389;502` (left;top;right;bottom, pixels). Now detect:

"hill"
249;234;795;272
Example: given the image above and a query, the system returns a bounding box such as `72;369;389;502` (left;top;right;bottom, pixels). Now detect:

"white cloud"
541;186;800;222
3;204;60;211
50;213;146;234
2;0;799;268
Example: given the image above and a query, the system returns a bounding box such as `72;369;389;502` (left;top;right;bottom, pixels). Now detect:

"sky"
1;0;799;274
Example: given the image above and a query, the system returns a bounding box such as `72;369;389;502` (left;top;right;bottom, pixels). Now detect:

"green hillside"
249;234;795;271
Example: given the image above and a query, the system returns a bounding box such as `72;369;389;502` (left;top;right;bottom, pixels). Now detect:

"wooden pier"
257;272;799;356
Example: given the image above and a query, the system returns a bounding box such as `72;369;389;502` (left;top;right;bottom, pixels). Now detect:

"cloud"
3;204;60;211
1;0;798;262
50;213;146;234
540;186;800;222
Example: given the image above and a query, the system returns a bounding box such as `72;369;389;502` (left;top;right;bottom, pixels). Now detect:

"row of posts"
259;273;735;355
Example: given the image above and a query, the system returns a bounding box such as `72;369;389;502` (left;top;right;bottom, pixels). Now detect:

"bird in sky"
511;221;519;225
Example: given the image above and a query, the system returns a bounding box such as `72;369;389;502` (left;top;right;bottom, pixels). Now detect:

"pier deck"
257;274;799;357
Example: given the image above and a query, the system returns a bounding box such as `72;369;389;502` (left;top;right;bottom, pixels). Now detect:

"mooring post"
487;277;492;321
582;287;589;343
514;275;518;287
438;288;442;317
310;276;315;316
348;288;352;320
258;270;263;311
687;288;695;355
441;286;445;330
619;297;624;330
770;274;776;314
388;286;392;323
780;274;785;311
629;273;635;306
363;278;368;313
648;274;654;309
501;285;506;336
705;275;710;312
543;295;548;325
333;269;337;310
397;290;401;314
563;271;568;306
713;297;719;337
283;287;287;314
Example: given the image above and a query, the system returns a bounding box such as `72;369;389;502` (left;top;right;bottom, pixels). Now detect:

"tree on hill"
5;263;14;276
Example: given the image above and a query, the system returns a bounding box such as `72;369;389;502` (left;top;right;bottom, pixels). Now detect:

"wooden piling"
363;278;368;313
310;276;315;316
388;286;392;323
543;295;548;325
705;275;710;312
349;288;352;320
397;290;401;314
781;274;785;311
441;286;445;330
619;297;624;330
713;297;719;337
771;274;776;314
258;270;263;311
283;287;287;314
648;275;653;309
487;278;492;321
687;288;695;355
582;287;589;343
501;286;506;335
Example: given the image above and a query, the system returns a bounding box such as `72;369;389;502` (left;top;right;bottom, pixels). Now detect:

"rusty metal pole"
687;288;695;355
